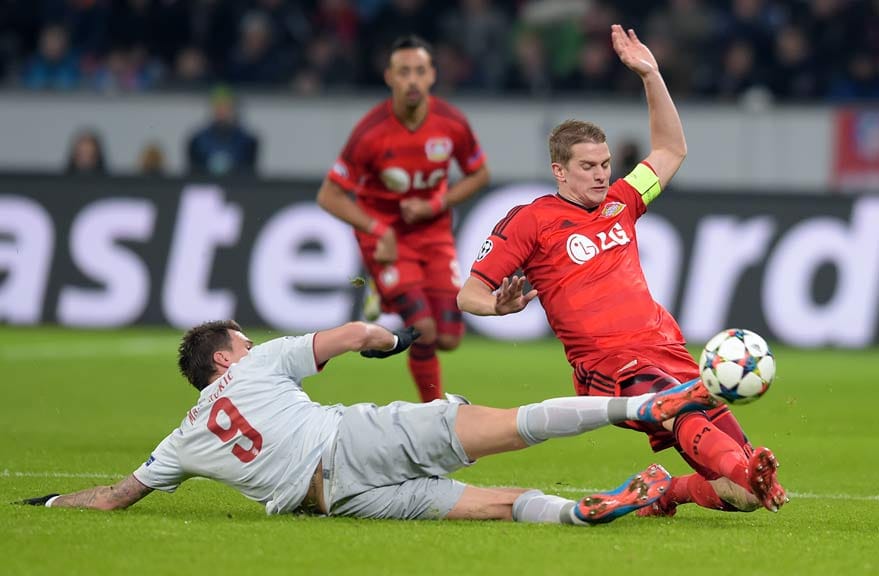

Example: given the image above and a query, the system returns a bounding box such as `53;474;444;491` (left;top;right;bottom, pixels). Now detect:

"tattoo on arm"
52;475;153;510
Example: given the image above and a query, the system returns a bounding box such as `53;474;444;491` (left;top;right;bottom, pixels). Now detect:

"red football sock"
408;342;443;402
674;412;750;490
664;475;694;504
665;474;726;510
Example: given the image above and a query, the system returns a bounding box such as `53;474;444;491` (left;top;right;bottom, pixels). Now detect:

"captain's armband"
623;163;662;206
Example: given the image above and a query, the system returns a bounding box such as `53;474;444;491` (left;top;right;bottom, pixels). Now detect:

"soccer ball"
699;328;775;405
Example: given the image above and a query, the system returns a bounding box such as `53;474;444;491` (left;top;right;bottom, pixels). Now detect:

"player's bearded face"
553;141;612;208
386;48;435;108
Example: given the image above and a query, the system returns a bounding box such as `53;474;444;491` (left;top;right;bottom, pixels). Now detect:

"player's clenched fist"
361;326;422;358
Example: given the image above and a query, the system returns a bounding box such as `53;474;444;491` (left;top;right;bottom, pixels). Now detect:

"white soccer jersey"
133;334;345;515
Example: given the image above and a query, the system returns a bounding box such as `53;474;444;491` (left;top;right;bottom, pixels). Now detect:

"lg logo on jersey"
566;223;631;264
380;167;446;193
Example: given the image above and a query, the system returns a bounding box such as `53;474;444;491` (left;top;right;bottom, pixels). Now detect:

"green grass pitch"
1;327;877;576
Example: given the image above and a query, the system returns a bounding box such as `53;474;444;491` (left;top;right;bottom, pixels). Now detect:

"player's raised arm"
312;322;421;364
611;24;687;190
18;474;153;511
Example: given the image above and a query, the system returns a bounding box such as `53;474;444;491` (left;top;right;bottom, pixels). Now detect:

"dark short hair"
178;320;242;391
389;34;433;64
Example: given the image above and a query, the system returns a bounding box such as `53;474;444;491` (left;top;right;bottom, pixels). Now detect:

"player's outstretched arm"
18;474;153;511
312;322;420;364
457;275;537;316
316;178;374;233
611;24;686;190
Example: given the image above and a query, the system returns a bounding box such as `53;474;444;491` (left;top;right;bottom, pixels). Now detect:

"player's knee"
428;296;464;348
436;333;461;351
411;317;437;344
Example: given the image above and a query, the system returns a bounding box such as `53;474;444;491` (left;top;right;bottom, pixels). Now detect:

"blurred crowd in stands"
1;0;878;102
64;85;260;176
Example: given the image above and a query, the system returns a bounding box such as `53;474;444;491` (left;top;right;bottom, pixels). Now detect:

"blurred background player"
457;25;787;516
317;35;490;402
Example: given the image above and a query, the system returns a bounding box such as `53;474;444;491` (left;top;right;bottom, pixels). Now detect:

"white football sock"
512;490;577;524
626;393;657;420
516;396;622;445
516;394;660;445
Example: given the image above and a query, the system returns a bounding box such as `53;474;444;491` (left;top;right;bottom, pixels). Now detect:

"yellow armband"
623;163;662;206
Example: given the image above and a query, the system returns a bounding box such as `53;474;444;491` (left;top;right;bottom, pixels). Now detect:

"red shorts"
356;231;463;306
354;226;464;336
573;344;717;452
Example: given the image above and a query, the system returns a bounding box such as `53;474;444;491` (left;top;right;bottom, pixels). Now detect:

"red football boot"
748;446;787;512
636;378;719;423
572;464;672;525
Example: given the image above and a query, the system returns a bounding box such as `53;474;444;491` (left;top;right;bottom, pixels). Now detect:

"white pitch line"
3;470;878;502
0;338;173;361
547;485;879;501
1;470;123;480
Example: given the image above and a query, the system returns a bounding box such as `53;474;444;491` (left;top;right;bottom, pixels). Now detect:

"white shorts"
323;400;472;520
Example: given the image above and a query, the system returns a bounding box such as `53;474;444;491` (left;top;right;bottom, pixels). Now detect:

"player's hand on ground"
361;326;421;358
611;24;658;77
400;198;436;224
17;493;60;506
373;228;398;264
494;276;538;315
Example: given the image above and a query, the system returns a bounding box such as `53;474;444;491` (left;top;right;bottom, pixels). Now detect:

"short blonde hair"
549;120;607;166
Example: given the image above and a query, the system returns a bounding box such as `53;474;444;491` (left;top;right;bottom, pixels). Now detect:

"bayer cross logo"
331;161;348;179
476;239;493;261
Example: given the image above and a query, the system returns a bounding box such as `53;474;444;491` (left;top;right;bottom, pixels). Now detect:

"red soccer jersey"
327;96;485;236
471;167;685;365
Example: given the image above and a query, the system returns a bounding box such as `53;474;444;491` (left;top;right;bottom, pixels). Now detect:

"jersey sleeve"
469;205;538;289
247;334;320;382
453;118;486;175
133;431;187;492
327;129;372;192
618;161;662;218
